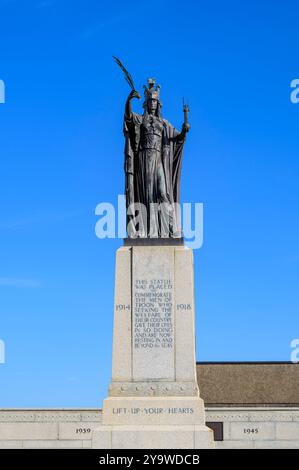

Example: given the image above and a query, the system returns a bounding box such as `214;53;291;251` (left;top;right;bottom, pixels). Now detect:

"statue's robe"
124;112;185;237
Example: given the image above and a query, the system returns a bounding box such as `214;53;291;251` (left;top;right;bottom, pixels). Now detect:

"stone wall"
1;408;299;448
0;410;101;448
207;407;299;448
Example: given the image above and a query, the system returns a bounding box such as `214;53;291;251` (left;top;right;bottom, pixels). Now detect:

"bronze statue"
114;58;190;239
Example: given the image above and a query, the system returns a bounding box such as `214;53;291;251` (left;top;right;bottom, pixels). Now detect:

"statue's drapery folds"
124;111;186;238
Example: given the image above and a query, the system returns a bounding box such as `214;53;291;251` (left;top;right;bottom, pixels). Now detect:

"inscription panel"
132;247;175;381
134;279;173;350
112;407;195;416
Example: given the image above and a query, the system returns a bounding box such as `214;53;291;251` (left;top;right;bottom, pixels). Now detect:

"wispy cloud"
67;376;78;382
0;209;90;231
0;0;16;6
81;15;127;39
37;0;55;8
0;0;54;10
0;277;41;288
0;216;37;230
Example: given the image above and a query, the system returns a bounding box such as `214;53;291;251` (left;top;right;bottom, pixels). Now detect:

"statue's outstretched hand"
125;90;140;119
128;89;140;101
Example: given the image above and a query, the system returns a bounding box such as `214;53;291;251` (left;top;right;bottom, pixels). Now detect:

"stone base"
94;246;215;449
92;424;214;449
101;396;206;426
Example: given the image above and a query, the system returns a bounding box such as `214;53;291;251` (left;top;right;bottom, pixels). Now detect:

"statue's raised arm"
125;90;140;120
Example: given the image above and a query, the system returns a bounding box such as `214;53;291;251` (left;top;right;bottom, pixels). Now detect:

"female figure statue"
124;78;190;238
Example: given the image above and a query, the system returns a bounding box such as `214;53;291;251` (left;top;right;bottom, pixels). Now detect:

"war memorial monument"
91;59;215;449
0;60;299;451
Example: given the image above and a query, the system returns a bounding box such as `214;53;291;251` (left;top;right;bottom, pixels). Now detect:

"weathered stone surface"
109;246;199;396
0;440;23;449
132;247;175;381
111;247;132;382
229;422;275;440
82;440;92;448
0;410;98;422
174;247;197;383
0;412;36;422
93;425;213;449
248;411;293;422
92;427;111;449
1;408;299;448
59;422;99;440
101;396;205;426
108;381;198;397
276;422;299;440
205;410;250;422
0;423;58;440
81;412;102;422
22;440;83;449
34;412;82;422
206;408;296;422
215;440;254;449
254;440;299;449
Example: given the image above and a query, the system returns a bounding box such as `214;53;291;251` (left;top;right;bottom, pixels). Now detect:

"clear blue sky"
0;0;298;407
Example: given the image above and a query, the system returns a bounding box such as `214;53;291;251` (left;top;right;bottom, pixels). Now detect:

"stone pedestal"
92;245;214;449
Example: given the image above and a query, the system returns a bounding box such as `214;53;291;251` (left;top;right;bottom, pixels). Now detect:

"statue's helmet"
143;78;162;108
